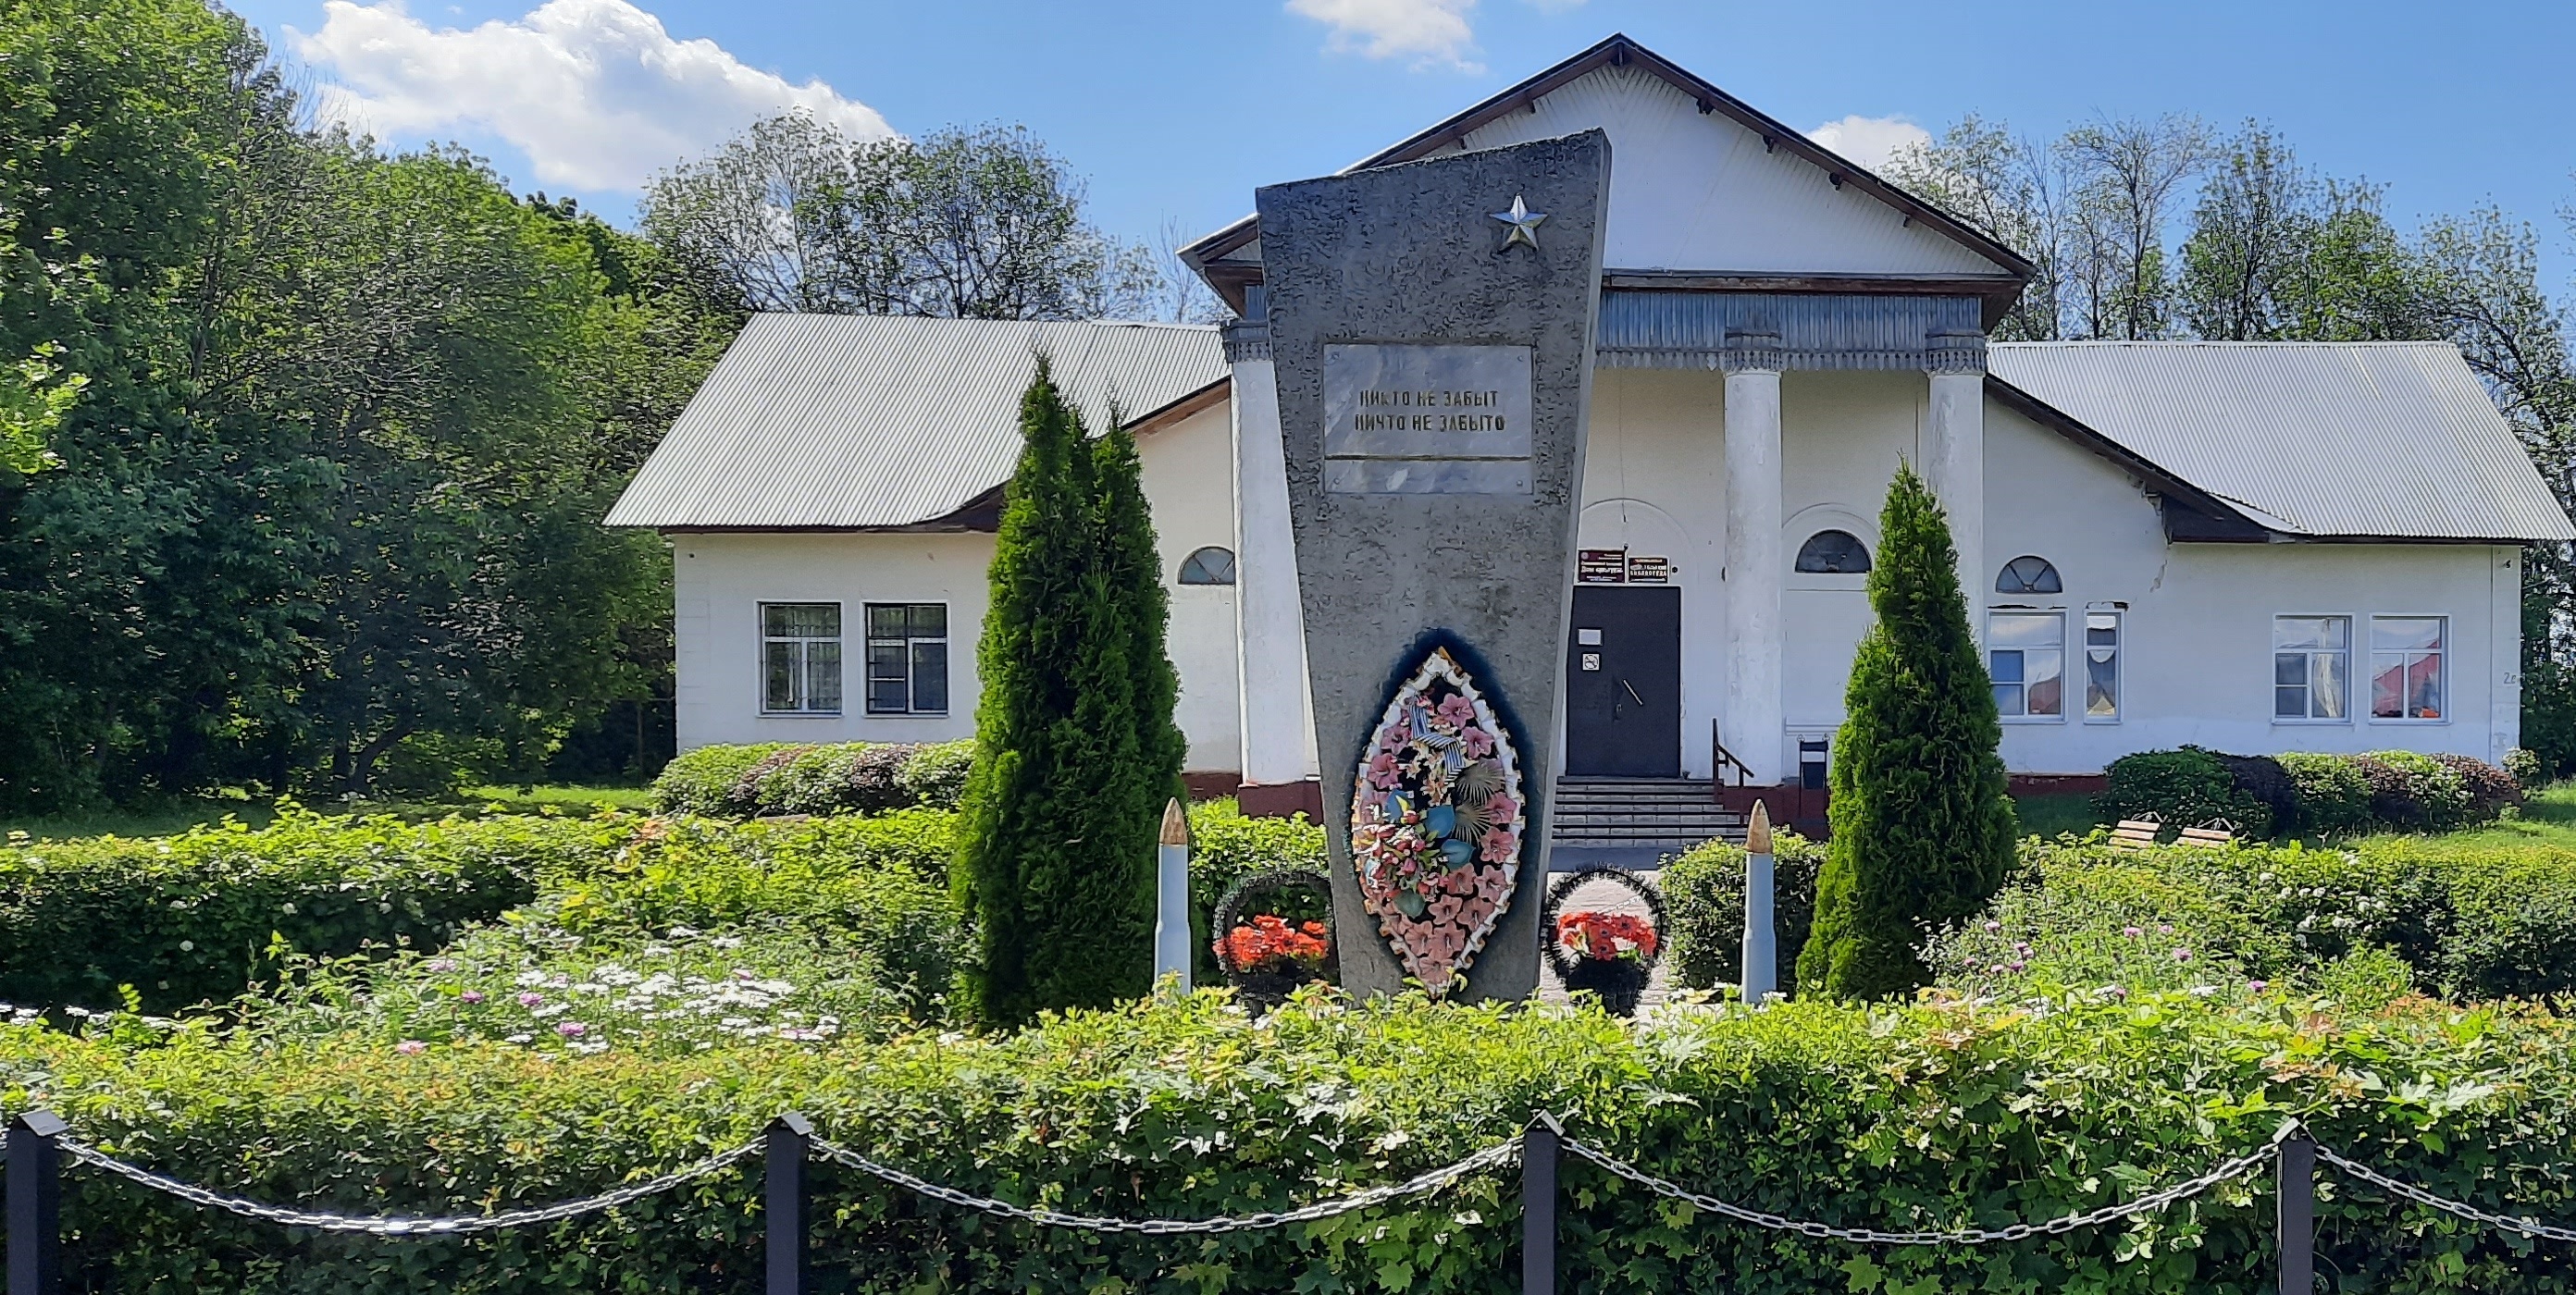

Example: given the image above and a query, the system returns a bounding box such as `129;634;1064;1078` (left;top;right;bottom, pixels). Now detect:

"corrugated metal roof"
606;314;1227;529
1989;341;2573;542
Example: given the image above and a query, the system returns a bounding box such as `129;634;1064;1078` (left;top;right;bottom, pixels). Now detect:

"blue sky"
229;0;2576;290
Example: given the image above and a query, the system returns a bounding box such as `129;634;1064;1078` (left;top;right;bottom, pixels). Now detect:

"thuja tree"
957;363;1185;1025
1797;464;2016;998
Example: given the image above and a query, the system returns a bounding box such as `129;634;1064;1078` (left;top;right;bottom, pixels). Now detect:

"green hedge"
2099;746;2520;838
649;741;976;817
1187;799;1327;981
0;810;590;1013
9;990;2576;1292
1661;832;1825;992
1941;835;2576;1002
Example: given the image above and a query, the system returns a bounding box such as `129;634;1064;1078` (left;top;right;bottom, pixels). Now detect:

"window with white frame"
1988;611;2064;719
2083;610;2121;721
2273;615;2349;721
2370;616;2446;721
865;603;949;715
762;603;843;714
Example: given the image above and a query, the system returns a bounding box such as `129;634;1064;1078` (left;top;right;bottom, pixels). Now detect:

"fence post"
1522;1115;1558;1295
8;1110;65;1295
767;1113;811;1295
2277;1126;2314;1295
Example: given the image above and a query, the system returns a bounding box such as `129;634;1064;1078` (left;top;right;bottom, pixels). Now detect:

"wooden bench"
2108;817;2162;850
2175;820;2240;848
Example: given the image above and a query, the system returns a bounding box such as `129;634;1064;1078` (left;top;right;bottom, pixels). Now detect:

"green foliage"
0;810;580;1012
1801;465;2015;998
2098;746;2273;837
2106;747;2518;838
1661;832;1825;991
649;742;977;817
11;990;2576;1291
2277;752;2374;834
958;365;1183;1024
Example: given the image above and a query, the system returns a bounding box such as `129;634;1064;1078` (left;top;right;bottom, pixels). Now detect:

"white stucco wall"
671;401;1245;775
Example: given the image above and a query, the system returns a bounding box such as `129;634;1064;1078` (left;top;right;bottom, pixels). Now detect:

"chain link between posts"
1556;1126;2294;1247
2314;1143;2576;1243
56;1135;763;1236
808;1134;1521;1235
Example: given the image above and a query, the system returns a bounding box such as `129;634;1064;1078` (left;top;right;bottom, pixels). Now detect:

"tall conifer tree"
1797;464;2016;998
957;361;1181;1024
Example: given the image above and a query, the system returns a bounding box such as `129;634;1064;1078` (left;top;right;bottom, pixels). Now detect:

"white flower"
179;941;194;953
515;970;551;987
503;1032;534;1044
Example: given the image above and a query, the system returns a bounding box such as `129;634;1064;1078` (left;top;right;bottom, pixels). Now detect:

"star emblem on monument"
1491;194;1545;251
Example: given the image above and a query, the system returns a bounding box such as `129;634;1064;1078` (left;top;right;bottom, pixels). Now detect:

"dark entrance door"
1564;586;1682;777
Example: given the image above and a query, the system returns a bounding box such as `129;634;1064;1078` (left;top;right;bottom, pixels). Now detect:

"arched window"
1793;530;1871;574
1996;555;2062;595
1177;546;1237;586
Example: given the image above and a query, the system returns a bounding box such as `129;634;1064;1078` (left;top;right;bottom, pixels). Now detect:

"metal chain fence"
2314;1142;2576;1243
809;1134;1522;1235
56;1135;764;1236
1556;1126;2293;1246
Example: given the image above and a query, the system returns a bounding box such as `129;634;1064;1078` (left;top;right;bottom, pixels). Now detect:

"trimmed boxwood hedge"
9;990;2576;1292
649;741;977;817
2099;746;2521;838
0;810;588;1013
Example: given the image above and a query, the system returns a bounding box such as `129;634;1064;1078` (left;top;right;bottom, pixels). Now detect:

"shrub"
649;744;792;815
2434;752;2523;821
2506;746;2543;786
0;810;581;1013
2277;752;2373;835
2366;749;2473;829
1661;832;1824;992
650;743;976;817
2097;747;2271;838
898;740;975;808
11;992;2576;1292
1801;465;2014;998
537;811;964;1003
958;365;1182;1024
2211;752;2297;836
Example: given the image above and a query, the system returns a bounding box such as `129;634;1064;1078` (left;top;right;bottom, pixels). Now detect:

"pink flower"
517;993;544;1008
1367;752;1402;790
556;1021;587;1037
461;991;486;1005
2122;926;2144;938
2171;947;2193;963
2248;980;2271;993
1381;722;1410;748
1434;696;1477;731
2157;924;2174;935
1984;920;2002;933
395;1040;427;1055
1485;794;1518;823
1458;726;1496;758
1480;827;1520;863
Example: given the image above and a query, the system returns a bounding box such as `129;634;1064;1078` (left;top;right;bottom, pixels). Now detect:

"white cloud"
1806;114;1931;172
1286;0;1482;71
291;0;894;192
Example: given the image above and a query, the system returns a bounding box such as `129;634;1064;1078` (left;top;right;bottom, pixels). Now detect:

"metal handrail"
1709;721;1752;791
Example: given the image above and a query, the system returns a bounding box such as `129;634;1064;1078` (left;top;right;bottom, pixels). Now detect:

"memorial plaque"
1322;343;1533;494
1255;130;1610;1003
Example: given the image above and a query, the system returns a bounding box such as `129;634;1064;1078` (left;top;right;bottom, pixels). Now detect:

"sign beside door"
1575;546;1675;585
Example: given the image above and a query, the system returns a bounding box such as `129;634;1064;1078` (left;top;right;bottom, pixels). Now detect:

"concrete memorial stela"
1255;130;1610;1002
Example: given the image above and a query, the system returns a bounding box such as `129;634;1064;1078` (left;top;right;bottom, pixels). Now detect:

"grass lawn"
1;784;655;842
2012;792;2104;840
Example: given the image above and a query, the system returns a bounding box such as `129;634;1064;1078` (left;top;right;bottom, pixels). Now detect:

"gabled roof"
605;314;1227;531
1181;32;2032;307
1989;341;2574;543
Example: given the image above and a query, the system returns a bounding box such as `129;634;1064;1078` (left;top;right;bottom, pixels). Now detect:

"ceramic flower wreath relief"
1350;647;1526;996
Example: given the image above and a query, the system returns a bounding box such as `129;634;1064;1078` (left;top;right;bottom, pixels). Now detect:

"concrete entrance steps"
1548;777;1745;870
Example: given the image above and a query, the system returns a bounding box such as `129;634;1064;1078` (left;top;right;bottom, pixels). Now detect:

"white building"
608;35;2570;829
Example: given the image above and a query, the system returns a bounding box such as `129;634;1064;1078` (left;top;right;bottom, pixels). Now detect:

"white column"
1225;319;1320;788
1925;329;1988;630
1722;330;1785;785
